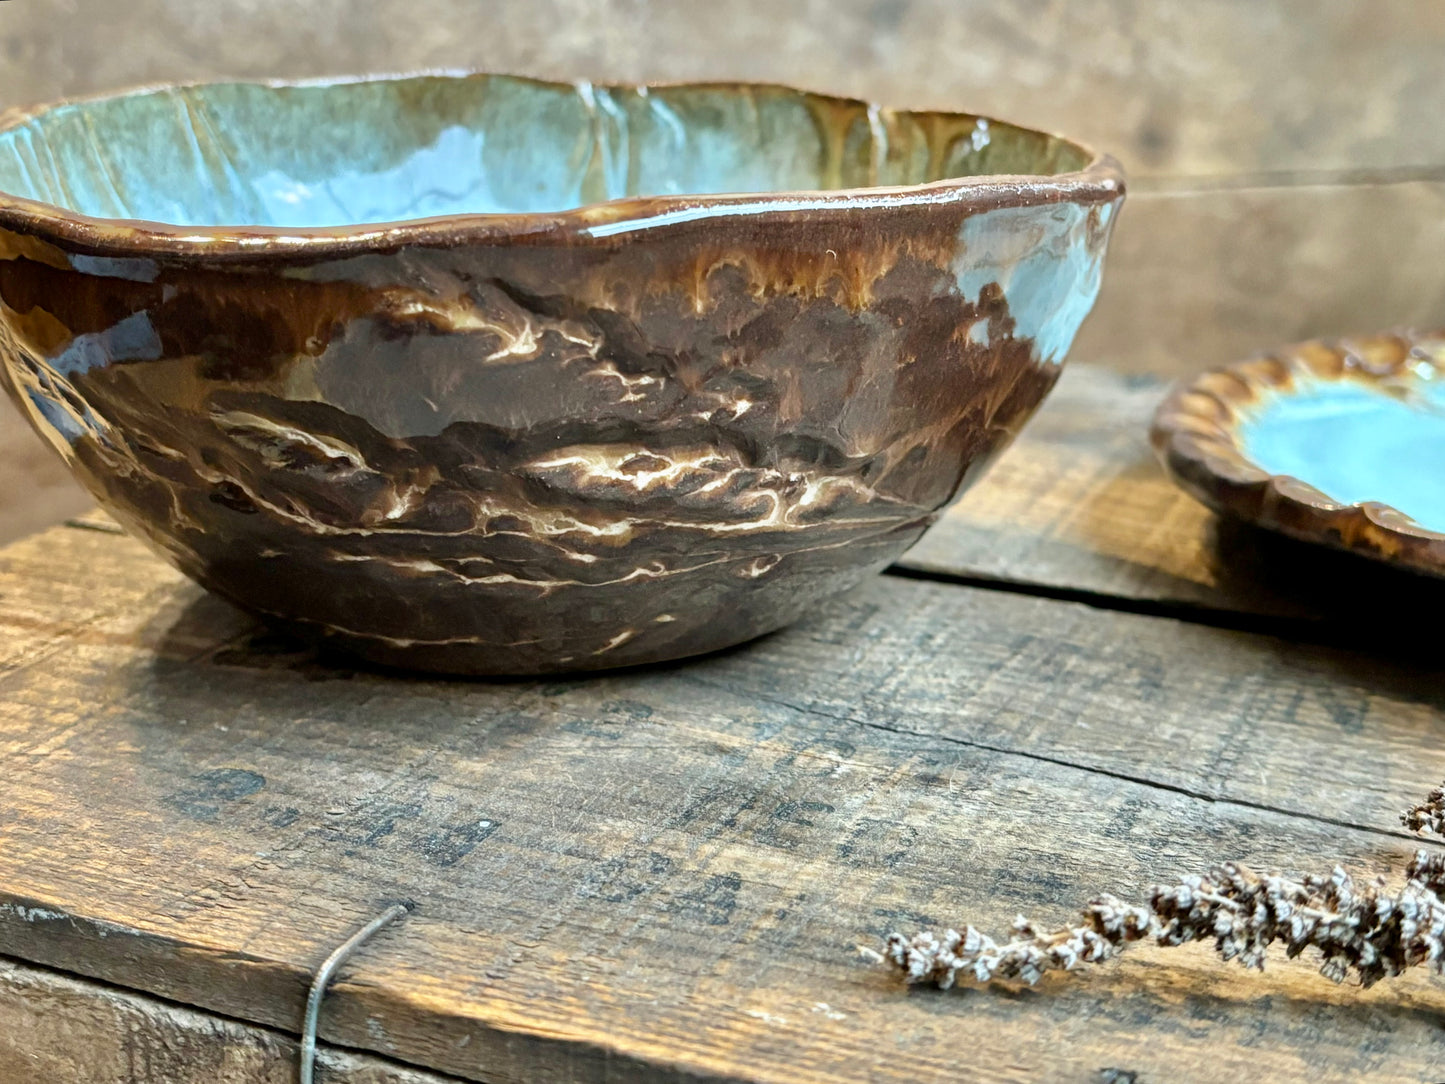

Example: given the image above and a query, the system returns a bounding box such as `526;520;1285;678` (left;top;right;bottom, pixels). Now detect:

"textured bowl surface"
1152;330;1445;577
0;73;1123;673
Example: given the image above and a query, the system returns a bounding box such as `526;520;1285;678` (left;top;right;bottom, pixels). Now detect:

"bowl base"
236;556;901;677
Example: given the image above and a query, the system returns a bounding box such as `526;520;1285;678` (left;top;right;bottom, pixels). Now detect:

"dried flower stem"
885;850;1445;989
1403;783;1445;838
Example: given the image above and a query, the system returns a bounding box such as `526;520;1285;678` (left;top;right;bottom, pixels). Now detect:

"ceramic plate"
1151;330;1445;576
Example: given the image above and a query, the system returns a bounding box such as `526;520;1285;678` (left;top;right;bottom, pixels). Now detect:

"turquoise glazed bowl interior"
0;75;1095;227
0;73;1123;674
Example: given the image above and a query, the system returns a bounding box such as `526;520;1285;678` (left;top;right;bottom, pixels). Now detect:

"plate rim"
1150;329;1445;577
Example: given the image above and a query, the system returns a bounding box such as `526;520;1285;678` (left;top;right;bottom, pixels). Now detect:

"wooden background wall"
2;0;1444;542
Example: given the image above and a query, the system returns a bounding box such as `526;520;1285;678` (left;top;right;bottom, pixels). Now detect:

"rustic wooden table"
3;363;1444;1083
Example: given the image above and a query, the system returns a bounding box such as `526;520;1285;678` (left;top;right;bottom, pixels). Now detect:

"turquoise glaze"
952;200;1116;364
1239;378;1445;533
0;75;1090;228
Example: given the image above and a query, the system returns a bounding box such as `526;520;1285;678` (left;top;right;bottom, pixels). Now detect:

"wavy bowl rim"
0;69;1125;260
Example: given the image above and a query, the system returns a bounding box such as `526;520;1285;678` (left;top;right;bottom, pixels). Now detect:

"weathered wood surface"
901;363;1445;629
0;955;460;1084
1073;180;1445;376
0;405;90;548
2;524;1444;1083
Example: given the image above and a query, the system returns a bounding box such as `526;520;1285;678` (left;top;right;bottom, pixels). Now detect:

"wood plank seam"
1138;163;1445;193
682;674;1445;850
62;517;125;536
883;563;1376;652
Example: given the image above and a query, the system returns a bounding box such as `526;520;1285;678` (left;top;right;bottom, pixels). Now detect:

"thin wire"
299;903;410;1084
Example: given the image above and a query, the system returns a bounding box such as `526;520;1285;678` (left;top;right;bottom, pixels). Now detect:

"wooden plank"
901;362;1445;625
0;524;252;674
0;955;461;1084
1070;181;1445;376
1;526;1444;1082
3;1;1445;179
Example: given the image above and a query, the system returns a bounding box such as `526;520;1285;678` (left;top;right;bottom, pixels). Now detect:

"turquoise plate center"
1238;377;1445;534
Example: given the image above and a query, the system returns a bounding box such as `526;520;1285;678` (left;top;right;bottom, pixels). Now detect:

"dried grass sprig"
885;850;1445;989
1402;783;1445;838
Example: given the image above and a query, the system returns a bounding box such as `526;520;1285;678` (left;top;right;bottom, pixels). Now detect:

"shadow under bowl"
0;72;1124;674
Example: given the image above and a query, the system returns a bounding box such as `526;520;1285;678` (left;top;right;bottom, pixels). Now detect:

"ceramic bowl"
1152;330;1445;577
0;73;1123;674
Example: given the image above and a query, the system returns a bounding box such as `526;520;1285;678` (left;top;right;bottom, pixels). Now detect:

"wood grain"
902;362;1445;628
0;955;460;1084
1071;181;1445;375
1;525;1444;1082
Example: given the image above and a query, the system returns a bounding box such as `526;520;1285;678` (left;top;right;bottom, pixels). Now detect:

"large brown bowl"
0;73;1123;674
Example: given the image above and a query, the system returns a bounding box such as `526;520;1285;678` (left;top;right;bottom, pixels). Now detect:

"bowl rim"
0;69;1125;261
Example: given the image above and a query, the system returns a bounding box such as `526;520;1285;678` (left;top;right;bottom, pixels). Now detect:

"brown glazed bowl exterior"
0;74;1124;674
